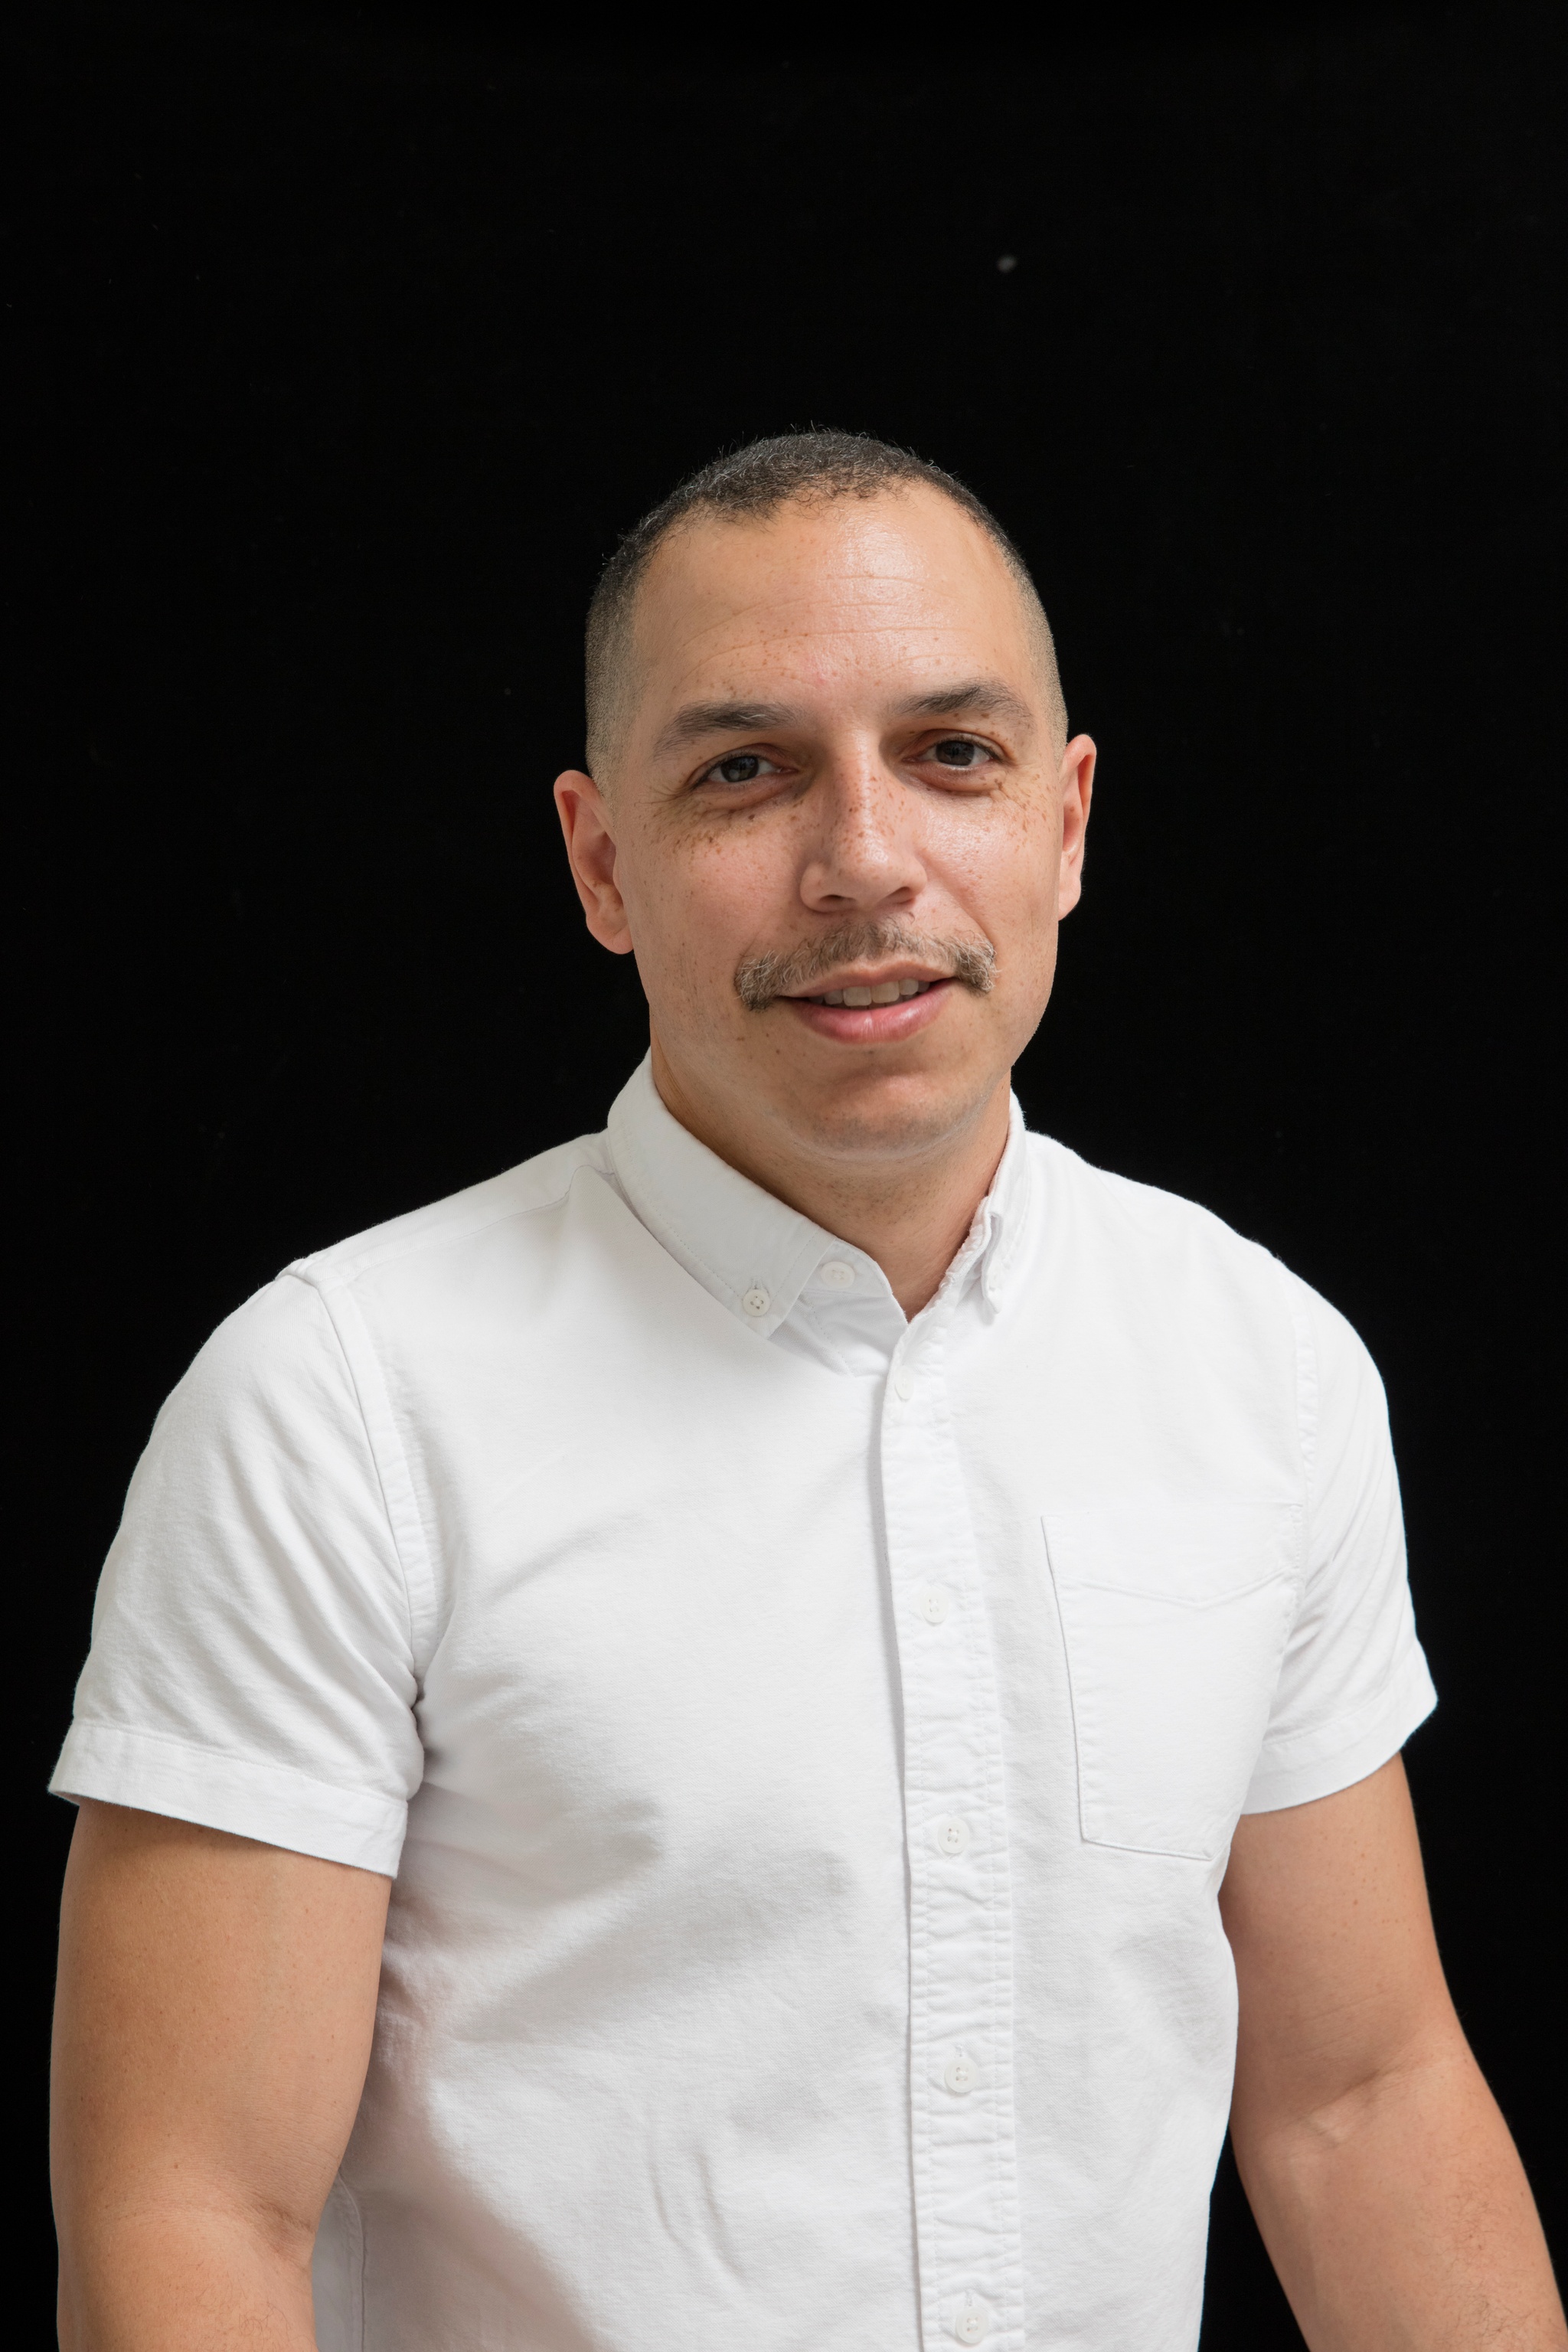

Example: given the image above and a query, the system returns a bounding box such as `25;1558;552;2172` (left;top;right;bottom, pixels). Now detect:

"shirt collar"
606;1057;1033;1341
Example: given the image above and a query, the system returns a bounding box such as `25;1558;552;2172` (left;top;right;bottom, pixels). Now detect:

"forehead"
630;486;1037;716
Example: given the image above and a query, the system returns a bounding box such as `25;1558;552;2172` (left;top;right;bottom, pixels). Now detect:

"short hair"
583;429;1066;779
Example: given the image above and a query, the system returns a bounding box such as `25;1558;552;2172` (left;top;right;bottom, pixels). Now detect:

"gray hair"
584;430;1065;779
733;919;997;1012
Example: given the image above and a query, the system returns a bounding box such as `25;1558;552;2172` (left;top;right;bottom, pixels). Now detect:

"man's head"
555;430;1095;1201
584;433;1067;782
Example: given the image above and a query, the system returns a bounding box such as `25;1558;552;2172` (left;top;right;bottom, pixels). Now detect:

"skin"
1223;1759;1566;2347
53;1806;387;2350
556;485;1093;1312
52;488;1565;2346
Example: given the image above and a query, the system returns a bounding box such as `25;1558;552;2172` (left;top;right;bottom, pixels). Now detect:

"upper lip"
784;963;950;1000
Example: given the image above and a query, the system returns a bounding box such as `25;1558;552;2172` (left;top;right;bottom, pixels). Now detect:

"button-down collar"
606;1056;1032;1364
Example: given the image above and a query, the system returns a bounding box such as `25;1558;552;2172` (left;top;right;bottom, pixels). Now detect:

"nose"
798;741;928;915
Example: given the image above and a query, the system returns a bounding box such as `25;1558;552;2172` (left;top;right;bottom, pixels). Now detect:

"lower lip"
782;979;955;1044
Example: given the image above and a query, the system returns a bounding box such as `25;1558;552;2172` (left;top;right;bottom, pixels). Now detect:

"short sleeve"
1242;1273;1436;1814
50;1273;423;1873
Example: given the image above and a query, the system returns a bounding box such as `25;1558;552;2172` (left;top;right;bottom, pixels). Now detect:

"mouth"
792;975;942;1008
733;928;995;1017
778;970;957;1044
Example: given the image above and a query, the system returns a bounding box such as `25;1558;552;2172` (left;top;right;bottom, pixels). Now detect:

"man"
51;431;1563;2352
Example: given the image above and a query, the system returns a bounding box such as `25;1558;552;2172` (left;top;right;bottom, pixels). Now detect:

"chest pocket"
1044;1501;1301;1862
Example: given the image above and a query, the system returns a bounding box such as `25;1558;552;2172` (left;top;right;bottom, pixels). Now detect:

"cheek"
625;828;787;998
684;834;787;948
934;797;1060;942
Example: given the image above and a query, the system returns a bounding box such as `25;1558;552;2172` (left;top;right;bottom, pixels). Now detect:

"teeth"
815;979;933;1008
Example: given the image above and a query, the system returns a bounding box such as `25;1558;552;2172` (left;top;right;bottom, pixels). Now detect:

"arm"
52;1800;390;2350
1221;1756;1565;2350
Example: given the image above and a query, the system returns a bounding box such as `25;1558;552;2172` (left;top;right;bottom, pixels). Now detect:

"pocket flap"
1045;1498;1301;1607
1044;1500;1301;1860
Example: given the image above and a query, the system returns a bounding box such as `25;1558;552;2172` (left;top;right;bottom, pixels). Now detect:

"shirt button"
933;1813;971;1857
942;2053;978;2096
818;1259;855;1288
916;1585;951;1625
893;1370;913;1402
955;2295;992;2345
741;1286;771;1318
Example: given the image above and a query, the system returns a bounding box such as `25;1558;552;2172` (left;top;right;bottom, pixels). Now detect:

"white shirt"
53;1058;1435;2352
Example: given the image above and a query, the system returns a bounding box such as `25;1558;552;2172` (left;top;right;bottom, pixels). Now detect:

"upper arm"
1246;1277;1434;1820
52;1275;424;1878
52;1802;390;2311
1220;1754;1460;2138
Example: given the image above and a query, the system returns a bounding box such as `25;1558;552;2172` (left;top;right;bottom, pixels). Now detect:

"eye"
699;750;784;788
924;737;995;770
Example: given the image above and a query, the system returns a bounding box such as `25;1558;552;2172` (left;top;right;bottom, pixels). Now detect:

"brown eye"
701;752;782;789
929;738;987;768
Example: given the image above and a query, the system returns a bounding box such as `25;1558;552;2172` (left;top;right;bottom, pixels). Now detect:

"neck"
648;1039;1013;1318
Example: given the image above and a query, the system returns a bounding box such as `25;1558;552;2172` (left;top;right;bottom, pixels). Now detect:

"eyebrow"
890;678;1037;730
651;678;1036;764
650;701;802;760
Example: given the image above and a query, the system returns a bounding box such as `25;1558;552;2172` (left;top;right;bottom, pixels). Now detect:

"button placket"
880;1327;1024;2351
954;2292;994;2346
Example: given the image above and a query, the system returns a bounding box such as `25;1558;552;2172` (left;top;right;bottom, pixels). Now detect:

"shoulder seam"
286;1154;601;1292
1269;1256;1319;1578
279;1271;426;1666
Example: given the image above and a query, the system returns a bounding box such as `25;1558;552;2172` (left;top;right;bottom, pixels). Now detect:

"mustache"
733;921;997;1012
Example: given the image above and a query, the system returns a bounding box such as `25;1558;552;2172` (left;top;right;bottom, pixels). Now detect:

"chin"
781;1066;1000;1161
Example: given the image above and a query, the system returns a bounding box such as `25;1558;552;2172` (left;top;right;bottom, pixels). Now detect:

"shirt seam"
929;1319;1025;2346
56;1717;409;1818
1249;1633;1429;1771
284;1269;434;1676
609;1111;815;1326
1269;1252;1318;1589
291;1159;592;1288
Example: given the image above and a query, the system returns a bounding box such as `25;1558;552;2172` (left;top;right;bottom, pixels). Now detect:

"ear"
1056;734;1096;919
554;771;635;955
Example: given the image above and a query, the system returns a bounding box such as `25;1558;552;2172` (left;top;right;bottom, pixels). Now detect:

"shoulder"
1027;1129;1285;1292
285;1129;615;1294
1024;1131;1385;1443
1024;1132;1367;1370
171;1130;616;1414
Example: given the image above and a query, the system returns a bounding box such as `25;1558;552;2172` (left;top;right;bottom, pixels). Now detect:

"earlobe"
1056;733;1096;919
553;769;635;956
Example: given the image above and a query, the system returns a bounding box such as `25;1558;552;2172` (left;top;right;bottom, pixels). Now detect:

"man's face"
556;485;1093;1175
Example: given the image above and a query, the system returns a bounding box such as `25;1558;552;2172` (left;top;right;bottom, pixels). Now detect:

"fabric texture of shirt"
53;1059;1436;2352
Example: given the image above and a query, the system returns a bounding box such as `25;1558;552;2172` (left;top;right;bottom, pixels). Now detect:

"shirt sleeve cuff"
50;1721;407;1876
1240;1642;1438;1815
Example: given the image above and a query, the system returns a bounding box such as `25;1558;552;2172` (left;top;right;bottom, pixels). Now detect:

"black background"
7;1;1564;2339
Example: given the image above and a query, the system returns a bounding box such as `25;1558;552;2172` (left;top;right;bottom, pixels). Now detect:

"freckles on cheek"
937;797;1050;926
687;828;788;934
643;837;775;1011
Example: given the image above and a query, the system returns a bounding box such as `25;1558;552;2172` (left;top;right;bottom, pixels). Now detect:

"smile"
802;978;937;1008
779;976;955;1044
